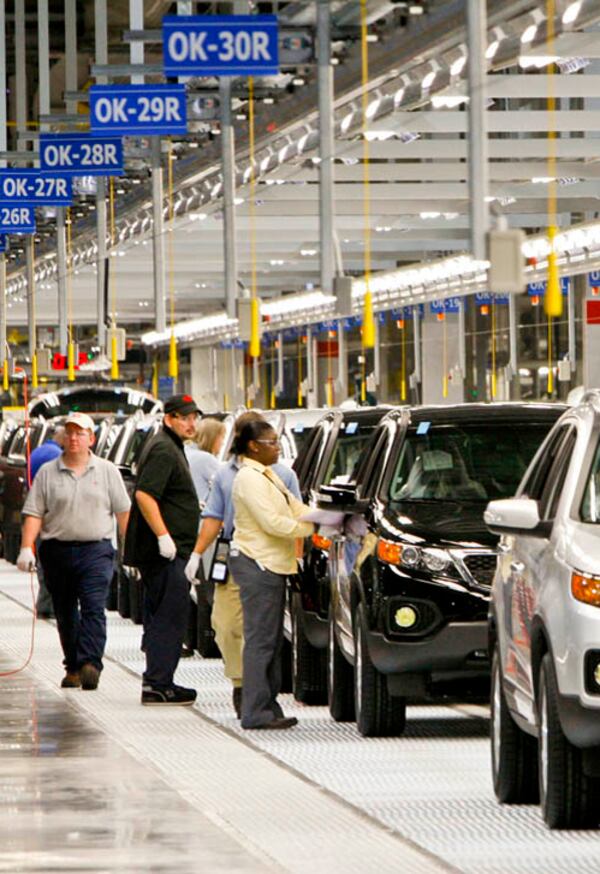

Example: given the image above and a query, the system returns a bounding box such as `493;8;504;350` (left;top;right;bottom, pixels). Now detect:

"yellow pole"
491;299;497;399
248;78;260;362
167;141;178;382
297;336;304;407
111;333;119;380
400;320;407;402
2;359;8;391
360;0;375;354
66;207;76;382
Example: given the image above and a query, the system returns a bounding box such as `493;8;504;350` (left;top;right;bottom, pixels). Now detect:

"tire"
328;610;355;722
195;584;220;658
491;646;539;804
538;653;600;829
354;603;406;738
117;568;131;619
291;592;327;705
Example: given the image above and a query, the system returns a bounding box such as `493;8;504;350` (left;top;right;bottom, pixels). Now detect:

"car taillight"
571;571;600;607
312;533;332;551
377;538;403;565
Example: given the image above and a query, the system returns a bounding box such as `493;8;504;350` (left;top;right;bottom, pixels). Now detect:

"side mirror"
484;497;552;539
316;483;369;514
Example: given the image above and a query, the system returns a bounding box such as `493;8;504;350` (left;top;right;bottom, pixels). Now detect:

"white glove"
158;533;177;561
185;551;201;583
17;547;36;573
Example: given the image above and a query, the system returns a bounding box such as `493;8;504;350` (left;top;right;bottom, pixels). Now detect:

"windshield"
581;441;600;523
323;422;377;485
389;422;553;504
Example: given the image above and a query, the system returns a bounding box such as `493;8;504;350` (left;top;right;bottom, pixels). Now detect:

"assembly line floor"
2;563;600;873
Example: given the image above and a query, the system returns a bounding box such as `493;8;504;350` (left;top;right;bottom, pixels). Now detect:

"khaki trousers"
211;573;243;687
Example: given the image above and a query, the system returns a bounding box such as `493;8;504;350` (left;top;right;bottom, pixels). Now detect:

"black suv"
322;403;565;737
289;406;391;703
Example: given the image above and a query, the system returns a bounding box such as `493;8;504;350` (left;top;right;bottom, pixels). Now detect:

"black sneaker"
141;686;196;706
232;686;242;719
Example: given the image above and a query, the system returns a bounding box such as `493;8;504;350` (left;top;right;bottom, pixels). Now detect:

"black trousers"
40;539;115;672
140;556;190;690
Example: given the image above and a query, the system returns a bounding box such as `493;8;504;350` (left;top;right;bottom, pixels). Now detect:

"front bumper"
365;621;489;676
557;692;600;749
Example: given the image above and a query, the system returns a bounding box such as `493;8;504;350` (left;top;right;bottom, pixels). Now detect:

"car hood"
380;500;497;548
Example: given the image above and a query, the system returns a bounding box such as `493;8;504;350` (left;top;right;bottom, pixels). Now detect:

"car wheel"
538;653;600;829
291;593;326;705
354;603;406;738
328;610;355;722
195;585;220;658
491;646;539;804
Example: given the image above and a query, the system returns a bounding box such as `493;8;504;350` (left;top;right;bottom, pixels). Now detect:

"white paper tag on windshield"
422;450;454;472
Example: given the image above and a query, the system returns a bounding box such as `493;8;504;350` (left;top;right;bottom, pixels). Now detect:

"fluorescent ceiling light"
521;23;538;43
485;39;500;59
563;1;582;24
450;55;467;77
422;70;437;90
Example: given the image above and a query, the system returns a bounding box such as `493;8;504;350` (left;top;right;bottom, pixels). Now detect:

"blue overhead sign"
0;235;6;252
162;15;279;77
40;135;124;176
0;205;36;234
527;278;570;297
90;84;187;135
0;170;72;205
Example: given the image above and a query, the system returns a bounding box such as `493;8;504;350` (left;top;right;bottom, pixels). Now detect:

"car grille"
463;553;497;589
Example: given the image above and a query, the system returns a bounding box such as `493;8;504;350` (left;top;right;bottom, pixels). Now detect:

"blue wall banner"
430;297;461;314
391;304;425;320
90;84;187;135
527;277;570;297
163;15;279;77
589;271;600;288
475;292;510;305
40;135;124;176
0;169;72;205
0;205;36;234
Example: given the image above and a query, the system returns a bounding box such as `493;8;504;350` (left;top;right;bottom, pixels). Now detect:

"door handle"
510;561;525;573
497;542;511;554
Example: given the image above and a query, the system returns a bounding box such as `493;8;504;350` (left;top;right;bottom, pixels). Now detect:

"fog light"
395;606;418;628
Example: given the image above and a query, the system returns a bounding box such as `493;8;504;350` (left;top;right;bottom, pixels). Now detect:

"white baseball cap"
65;412;95;432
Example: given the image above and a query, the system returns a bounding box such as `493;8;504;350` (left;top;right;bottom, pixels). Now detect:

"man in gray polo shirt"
17;412;130;691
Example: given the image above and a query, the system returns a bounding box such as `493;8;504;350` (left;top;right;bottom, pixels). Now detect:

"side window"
293;423;326;492
521;424;571;501
539;428;577;521
358;430;389;500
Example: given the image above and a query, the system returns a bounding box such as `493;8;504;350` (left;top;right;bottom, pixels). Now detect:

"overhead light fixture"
341;107;355;133
422;60;441;91
520;8;545;44
562;1;582;24
450;46;467;77
431;94;468;108
366;94;382;120
519;54;560;68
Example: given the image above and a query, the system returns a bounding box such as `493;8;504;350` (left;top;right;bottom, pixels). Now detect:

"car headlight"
422;548;451;573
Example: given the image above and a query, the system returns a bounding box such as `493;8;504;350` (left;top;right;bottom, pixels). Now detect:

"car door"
501;423;577;721
332;426;391;660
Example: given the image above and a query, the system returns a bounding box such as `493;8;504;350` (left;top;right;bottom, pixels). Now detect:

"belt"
45;538;110;547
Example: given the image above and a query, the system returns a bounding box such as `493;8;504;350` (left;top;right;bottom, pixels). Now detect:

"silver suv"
485;392;600;829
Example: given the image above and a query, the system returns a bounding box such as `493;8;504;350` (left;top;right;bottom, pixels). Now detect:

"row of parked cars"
3;384;600;829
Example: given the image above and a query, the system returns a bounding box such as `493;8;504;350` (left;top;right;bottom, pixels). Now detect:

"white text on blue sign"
40;136;124;176
90;85;187;135
0;170;72;205
162;15;279;76
0;206;36;234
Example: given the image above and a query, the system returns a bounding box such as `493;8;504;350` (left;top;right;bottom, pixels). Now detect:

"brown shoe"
61;671;81;689
80;664;100;691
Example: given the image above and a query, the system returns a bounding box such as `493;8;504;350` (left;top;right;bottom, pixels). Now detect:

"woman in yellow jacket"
230;419;315;730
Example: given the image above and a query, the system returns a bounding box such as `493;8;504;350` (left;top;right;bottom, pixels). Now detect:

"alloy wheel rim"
540;681;549;800
492;661;501;776
355;622;362;719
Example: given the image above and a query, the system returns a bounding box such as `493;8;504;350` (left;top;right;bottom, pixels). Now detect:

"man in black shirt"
124;394;202;705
